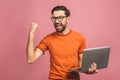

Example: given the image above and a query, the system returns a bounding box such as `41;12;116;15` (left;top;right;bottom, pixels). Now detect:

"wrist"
30;30;35;35
29;31;35;39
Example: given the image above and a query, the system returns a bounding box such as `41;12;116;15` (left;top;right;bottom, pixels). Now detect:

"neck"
57;27;70;35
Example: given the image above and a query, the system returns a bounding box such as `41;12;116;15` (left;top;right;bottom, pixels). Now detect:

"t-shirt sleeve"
36;36;48;53
79;35;86;54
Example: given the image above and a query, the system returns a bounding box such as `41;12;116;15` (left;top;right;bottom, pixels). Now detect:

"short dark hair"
51;6;70;17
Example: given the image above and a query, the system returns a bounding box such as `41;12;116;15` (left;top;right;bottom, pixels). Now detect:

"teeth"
56;26;62;29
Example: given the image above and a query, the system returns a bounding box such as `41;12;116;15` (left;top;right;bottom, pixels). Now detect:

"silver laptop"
80;46;110;73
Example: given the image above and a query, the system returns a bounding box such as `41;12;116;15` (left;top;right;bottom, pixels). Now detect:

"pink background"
0;0;120;80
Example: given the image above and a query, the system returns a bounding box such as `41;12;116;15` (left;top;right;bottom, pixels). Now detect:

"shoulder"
46;32;57;37
42;32;57;40
71;30;85;38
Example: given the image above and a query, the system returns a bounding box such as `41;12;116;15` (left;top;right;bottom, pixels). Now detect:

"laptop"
80;46;110;73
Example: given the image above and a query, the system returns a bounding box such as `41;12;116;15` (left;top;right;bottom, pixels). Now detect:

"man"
26;6;97;80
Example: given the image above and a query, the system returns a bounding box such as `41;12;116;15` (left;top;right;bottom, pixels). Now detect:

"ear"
67;17;70;23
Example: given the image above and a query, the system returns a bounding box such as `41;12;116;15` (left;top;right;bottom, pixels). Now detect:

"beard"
54;23;66;33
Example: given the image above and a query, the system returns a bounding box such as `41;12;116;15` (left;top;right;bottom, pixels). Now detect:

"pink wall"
0;0;120;80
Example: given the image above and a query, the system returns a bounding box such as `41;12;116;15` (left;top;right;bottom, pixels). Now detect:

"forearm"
78;53;83;68
26;31;35;62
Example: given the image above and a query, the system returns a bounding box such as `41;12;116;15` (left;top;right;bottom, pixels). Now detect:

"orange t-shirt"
37;30;86;79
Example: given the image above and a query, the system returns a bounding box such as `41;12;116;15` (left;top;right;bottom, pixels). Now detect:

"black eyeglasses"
51;16;67;22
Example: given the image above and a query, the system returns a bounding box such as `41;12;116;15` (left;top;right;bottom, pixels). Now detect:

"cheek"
62;20;68;25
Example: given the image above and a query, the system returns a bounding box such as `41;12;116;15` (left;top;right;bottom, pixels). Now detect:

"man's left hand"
87;62;98;74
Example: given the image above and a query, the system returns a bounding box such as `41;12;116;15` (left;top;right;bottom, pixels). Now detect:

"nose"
55;19;59;23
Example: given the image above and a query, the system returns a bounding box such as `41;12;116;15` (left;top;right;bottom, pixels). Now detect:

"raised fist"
30;23;39;32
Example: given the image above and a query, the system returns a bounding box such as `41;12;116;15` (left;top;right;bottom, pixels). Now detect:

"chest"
48;36;81;58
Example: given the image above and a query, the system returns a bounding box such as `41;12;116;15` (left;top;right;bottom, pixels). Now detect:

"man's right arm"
26;23;43;64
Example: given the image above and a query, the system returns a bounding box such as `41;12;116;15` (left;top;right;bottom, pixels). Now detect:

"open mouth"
55;23;62;29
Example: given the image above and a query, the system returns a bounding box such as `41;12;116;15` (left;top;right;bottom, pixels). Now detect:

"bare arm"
78;53;83;68
26;23;43;64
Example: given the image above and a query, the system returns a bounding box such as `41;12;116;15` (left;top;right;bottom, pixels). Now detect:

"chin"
55;29;61;32
56;30;63;33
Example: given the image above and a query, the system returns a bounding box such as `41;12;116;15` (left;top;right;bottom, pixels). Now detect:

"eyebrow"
52;15;66;17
